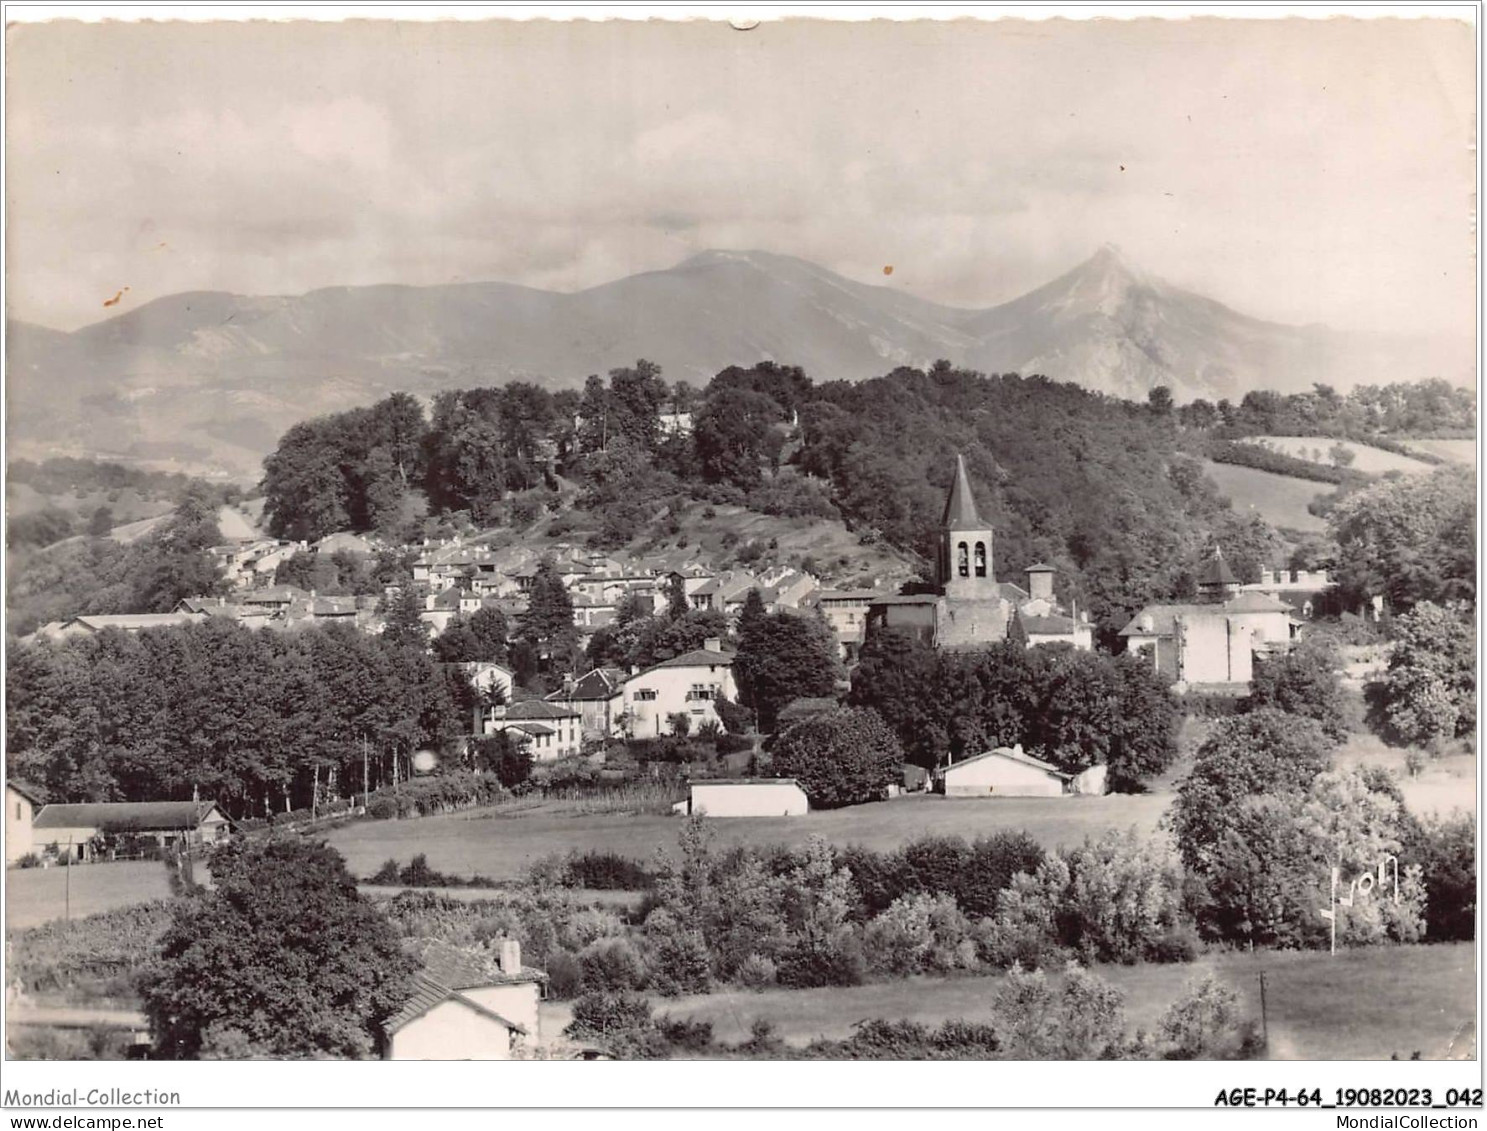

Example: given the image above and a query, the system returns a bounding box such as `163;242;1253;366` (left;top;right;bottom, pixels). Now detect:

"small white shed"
941;746;1069;798
688;779;809;818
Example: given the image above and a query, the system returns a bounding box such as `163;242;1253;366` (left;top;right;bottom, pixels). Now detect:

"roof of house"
1221;591;1293;613
941;453;984;529
68;613;207;632
242;585;309;604
638;647;735;675
869;594;941;607
504;698;580;720
7;779;47;806
548;668;625;702
944;746;1070;780
34;800;226;832
691;778;803;788
502;721;555;737
1024;562;1057;573
809;589;881;603
1119;603;1220;637
1120;592;1294;636
1019;613;1081;635
383;940;542;1037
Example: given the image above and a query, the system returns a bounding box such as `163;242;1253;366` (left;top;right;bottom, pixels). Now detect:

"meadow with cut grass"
324;791;1172;882
538;942;1474;1060
1199;460;1329;533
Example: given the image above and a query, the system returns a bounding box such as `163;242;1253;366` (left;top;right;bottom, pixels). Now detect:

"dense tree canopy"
142;836;414;1059
771;708;904;808
733;605;840;732
8;620;466;813
848;632;1178;787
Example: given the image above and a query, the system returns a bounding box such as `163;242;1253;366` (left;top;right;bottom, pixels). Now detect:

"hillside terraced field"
1200;460;1329;533
1254;436;1437;476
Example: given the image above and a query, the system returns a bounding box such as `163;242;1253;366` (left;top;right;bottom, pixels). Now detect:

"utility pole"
363;734;370;809
1258;970;1269;1050
65;837;73;922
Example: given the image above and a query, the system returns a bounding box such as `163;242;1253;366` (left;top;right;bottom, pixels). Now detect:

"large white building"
621;640;738;739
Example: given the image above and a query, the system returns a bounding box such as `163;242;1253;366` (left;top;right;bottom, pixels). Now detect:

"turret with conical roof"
1197;545;1241;603
938;454;997;601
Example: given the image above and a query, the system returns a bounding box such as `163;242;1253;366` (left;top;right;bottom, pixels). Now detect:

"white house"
489;699;583;760
621;640;738;739
687;779;808;818
546;668;627;739
385;938;546;1061
5;781;44;864
941;746;1069;798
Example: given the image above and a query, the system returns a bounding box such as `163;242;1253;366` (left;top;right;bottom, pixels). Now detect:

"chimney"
499;938;521;975
1025;564;1055;603
704;637;722;653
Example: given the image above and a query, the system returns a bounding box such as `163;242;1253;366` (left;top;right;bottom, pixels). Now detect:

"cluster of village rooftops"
21;455;1330;763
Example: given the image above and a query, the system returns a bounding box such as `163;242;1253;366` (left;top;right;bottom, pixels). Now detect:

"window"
958;542;969;578
974;542;987;578
687;684;715;702
635;689;657;702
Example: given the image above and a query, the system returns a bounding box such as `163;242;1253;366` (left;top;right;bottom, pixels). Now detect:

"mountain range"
6;246;1472;481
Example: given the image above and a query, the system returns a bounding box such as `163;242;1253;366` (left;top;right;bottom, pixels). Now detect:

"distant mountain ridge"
7;246;1471;480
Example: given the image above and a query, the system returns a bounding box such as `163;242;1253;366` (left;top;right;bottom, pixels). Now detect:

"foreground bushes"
7;901;172;1000
362;772;505;820
564;965;1261;1061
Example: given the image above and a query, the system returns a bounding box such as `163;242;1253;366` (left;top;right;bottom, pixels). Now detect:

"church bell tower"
939;454;997;601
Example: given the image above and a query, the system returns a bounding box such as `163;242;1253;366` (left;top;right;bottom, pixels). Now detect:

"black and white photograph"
0;3;1479;1114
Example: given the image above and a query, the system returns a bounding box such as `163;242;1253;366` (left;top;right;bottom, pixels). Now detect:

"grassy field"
1397;439;1477;467
1200;461;1329;533
1334;732;1476;818
538;943;1474;1060
1254;436;1437;477
326;792;1173;881
4;861;173;932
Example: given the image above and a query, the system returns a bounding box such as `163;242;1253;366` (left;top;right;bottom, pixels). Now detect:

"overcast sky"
5;14;1475;336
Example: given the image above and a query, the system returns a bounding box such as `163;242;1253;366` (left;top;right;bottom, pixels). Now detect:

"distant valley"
6;246;1472;482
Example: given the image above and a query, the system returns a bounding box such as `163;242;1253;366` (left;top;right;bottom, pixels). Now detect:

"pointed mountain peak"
941;453;984;529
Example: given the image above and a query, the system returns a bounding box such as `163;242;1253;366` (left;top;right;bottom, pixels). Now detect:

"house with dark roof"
1121;552;1300;688
621;640;738;739
488;698;583;760
385;938;546;1061
31;800;230;861
32;612;209;642
546;668;627;739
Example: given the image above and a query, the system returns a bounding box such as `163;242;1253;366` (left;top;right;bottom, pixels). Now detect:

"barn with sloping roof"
31;800;230;860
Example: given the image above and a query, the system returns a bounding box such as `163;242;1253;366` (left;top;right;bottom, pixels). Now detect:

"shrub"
544;948;584;1000
776;929;865;989
1147;923;1202;964
641;909;712;996
862;892;976;976
564;851;654;891
369;859;401;885
578;937;648;993
564;991;669;1059
1156;974;1260;1059
655;1015;714;1054
736;953;777;991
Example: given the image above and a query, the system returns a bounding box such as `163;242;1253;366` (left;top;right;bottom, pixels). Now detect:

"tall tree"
734;610;839;732
142;836;415;1059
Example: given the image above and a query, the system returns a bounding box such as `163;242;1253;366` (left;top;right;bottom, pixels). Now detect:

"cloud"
4;17;1474;337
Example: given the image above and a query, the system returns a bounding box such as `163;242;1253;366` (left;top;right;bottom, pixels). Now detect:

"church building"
865;455;1092;652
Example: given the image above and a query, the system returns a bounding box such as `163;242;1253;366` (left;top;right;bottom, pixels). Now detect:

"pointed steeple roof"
1198;546;1238;587
941;453;984;529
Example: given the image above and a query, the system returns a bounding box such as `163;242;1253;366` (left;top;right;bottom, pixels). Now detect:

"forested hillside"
256;360;1295;643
